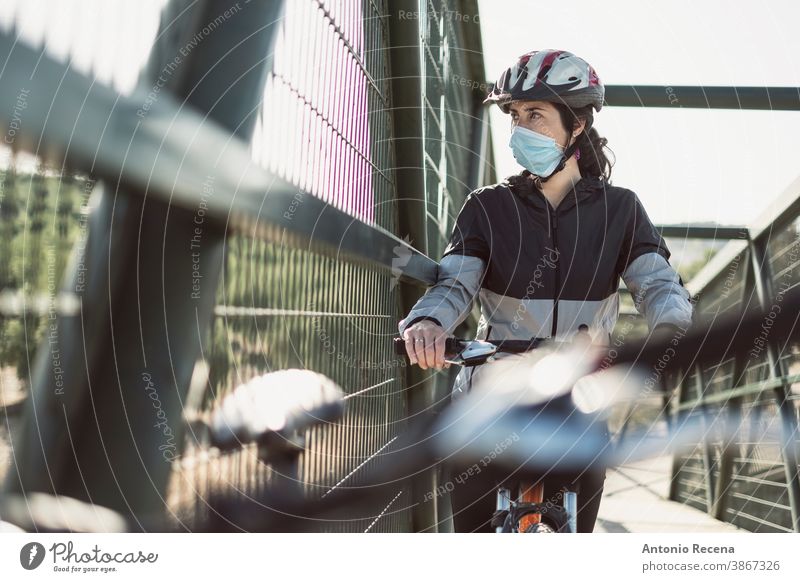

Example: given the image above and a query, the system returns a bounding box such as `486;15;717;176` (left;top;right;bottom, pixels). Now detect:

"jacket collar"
505;170;605;212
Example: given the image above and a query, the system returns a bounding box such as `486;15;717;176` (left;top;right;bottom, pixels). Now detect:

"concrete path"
595;455;744;533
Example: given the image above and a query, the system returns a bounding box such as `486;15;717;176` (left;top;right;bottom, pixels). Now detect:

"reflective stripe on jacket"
398;171;694;399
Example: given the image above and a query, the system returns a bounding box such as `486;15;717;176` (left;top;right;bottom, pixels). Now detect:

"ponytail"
554;104;615;182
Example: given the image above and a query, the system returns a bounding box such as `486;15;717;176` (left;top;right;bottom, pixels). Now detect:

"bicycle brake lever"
447;340;498;366
393;337;497;366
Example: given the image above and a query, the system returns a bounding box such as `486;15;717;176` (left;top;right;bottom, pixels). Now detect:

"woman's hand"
402;320;451;370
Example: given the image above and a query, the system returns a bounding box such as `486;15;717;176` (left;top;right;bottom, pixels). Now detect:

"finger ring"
415;338;423;342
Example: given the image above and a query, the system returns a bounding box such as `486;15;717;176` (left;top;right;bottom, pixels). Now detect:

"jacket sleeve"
398;193;489;336
619;193;693;330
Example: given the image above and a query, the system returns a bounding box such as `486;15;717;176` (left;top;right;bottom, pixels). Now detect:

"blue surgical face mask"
509;125;566;178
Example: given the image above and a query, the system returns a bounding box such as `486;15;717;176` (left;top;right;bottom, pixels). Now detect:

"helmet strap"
539;134;580;183
537;111;592;183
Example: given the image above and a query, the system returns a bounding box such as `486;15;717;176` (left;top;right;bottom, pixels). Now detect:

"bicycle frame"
495;481;578;533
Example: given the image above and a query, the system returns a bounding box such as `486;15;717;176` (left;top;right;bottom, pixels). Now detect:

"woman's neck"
530;158;582;209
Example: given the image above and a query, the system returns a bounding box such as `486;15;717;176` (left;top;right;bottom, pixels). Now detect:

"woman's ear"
572;118;587;142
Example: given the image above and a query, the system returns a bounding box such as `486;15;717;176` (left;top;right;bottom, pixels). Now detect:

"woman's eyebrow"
509;105;544;114
510;105;544;113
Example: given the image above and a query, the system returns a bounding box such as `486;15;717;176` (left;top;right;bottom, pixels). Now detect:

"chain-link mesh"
165;0;483;532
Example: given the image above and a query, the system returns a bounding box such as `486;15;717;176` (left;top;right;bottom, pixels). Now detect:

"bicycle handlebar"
393;336;465;357
392;336;545;362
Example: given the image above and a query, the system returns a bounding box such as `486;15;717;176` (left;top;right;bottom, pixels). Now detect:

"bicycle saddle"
208;369;344;451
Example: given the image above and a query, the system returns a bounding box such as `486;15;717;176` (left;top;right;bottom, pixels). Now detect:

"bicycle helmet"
484;49;604;113
485;50;605;181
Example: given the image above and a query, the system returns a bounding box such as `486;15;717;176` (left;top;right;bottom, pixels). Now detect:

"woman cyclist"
398;49;693;532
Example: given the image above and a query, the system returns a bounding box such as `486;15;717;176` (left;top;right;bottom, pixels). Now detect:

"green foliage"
678;245;720;283
0;170;92;382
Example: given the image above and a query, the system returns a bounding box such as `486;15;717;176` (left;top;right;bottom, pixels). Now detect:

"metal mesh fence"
252;0;397;231
420;0;486;259
0;0;490;532
166;0;492;531
416;0;491;412
163;0;411;532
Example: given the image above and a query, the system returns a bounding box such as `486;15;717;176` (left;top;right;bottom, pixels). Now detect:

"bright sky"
3;0;799;228
477;0;800;226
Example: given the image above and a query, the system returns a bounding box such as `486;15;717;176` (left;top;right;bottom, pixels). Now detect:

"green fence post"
749;236;800;532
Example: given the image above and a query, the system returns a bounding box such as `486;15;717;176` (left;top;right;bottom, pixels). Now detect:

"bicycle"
0;337;615;533
0;319;778;533
393;335;596;533
193;332;711;533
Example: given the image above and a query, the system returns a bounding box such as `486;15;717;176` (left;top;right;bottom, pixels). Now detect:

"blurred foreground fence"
0;0;493;532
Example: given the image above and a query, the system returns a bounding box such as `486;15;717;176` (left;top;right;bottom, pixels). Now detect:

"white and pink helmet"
484;49;605;113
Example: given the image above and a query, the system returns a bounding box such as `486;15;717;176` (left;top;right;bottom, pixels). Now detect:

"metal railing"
388;0;493;531
598;79;800;533
0;0;492;532
660;174;800;533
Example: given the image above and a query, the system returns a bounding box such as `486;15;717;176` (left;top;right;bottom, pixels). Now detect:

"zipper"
549;205;560;340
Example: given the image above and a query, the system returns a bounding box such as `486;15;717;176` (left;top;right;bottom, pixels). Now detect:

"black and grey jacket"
398;170;694;399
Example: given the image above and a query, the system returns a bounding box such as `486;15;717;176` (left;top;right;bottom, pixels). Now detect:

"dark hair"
553;103;615;181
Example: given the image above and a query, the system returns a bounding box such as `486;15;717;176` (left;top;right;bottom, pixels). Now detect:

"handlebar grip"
393;336;463;357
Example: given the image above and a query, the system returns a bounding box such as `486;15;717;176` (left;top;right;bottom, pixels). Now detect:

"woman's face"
508;100;575;147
